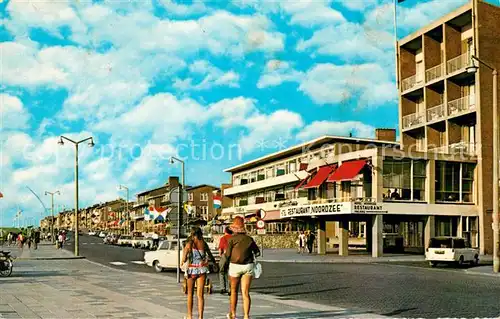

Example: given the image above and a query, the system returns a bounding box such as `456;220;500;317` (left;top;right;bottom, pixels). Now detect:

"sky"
0;0;492;226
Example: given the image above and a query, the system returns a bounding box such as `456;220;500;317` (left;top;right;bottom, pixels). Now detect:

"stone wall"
212;233;297;249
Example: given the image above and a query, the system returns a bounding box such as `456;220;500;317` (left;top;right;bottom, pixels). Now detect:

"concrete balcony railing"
426;64;444;82
401;74;418;91
447;53;470;74
448;96;475;117
402;112;425;129
427;104;445;122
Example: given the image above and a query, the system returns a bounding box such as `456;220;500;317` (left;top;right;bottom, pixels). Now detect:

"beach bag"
254;262;262;279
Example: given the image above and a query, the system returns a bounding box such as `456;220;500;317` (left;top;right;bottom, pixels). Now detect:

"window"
200;193;208;201
188;193;194;201
276;164;285;176
257;169;265;181
383;158;426;202
266;167;274;179
285;186;296;200
275;187;285;201
435;161;475;203
249;171;257;183
288;161;297;174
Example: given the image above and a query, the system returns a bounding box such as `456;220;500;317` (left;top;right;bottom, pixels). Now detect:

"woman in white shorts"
225;216;260;319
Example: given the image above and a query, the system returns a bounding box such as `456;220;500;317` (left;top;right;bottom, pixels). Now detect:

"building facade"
398;0;500;254
222;129;480;256
186;184;220;221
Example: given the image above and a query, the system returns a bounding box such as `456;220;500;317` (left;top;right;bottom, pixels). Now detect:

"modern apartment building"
398;0;500;254
222;129;481;256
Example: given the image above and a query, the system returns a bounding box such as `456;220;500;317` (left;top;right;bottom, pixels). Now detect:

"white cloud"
299;63;396;107
235;0;345;27
338;0;381;12
0;94;30;130
173;60;240;91
257;60;304;89
296;120;376;141
160;0;210;16
123;143;176;182
296;23;393;63
206;97;257;129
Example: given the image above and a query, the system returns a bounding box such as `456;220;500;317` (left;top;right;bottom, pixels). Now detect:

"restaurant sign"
280;202;386;218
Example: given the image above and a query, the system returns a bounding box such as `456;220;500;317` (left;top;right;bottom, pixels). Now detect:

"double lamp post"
58;135;94;257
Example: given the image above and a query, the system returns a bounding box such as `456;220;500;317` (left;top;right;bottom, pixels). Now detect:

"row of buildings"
40;177;232;237
41;0;499;258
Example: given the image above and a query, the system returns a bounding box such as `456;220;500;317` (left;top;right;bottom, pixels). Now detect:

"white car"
144;239;219;273
144;240;185;272
117;236;132;246
88;231;97;236
426;236;479;267
98;232;106;238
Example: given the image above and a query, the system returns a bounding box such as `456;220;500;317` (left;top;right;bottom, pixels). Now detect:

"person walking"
181;227;216;319
225;216;261;319
297;230;306;254
34;229;40;250
307;230;316;254
17;233;24;249
218;226;233;295
57;232;64;249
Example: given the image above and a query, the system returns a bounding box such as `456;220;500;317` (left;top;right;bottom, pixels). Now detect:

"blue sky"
0;0;489;226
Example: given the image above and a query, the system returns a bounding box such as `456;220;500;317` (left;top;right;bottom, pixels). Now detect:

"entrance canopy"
327;160;367;182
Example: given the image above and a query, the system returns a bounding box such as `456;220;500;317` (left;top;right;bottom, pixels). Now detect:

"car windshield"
429;238;453;248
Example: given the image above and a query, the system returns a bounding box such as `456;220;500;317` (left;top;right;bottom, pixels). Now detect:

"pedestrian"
34;230;40;250
218;226;233;295
225;216;261;319
58;232;64;249
181;227;216;319
18;233;24;249
307;230;316;254
297;230;306;254
152;232;159;250
7;233;12;246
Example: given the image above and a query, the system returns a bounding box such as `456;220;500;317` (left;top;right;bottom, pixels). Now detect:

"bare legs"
229;276;240;319
186;275;207;319
228;274;253;319
240;274;253;319
196;275;206;319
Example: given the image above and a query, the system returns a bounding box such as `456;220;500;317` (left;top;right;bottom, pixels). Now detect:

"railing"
402;112;425;129
401;74;418;91
426;104;445;122
429;145;448;154
426;64;444;82
449;142;477;156
447;53;470;74
448;96;475;116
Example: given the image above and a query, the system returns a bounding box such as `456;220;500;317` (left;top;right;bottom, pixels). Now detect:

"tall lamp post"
44;190;60;244
118;185;130;234
169;156;185;284
58;135;95;257
467;55;499;273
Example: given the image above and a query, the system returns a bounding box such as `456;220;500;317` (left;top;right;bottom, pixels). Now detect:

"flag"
0;192;3;198
213;196;222;209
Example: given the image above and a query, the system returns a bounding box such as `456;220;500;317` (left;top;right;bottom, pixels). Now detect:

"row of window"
234;158;476;206
232;147;337;186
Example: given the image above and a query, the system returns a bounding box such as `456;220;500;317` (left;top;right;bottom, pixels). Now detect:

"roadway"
66;234;500;318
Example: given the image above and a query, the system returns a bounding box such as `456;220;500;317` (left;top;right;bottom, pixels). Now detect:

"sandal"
226;314;235;319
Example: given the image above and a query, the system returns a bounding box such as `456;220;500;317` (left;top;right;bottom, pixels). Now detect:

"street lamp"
467;55;499;273
170;156;185;284
118;185;130;234
45;190;60;244
58;135;95;257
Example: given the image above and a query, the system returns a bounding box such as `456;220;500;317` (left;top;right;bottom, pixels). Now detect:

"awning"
263;210;281;221
327;160;367;182
303;165;336;189
294;176;309;190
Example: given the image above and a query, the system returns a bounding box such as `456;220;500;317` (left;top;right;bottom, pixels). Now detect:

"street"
66;235;500;318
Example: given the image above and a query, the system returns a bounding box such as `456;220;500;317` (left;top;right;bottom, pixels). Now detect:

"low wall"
212;233;297;249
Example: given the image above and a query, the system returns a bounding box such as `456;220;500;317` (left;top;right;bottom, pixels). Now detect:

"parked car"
117;236;132;246
144;240;186;272
425;236;479;267
98;232;106;238
88;230;97;236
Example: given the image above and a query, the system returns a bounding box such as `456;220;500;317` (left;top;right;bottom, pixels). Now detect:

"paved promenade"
1;243;83;260
0;246;386;319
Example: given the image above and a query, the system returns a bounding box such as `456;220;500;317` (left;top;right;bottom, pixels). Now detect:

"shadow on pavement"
261;271;344;280
253;283;305;290
10;271;69;278
251;310;375;318
274;287;350;298
382;307;418;316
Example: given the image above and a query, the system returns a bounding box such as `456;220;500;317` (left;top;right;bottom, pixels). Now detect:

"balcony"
449;142;477;156
426;64;444;82
402;112;425;130
429;145;448;154
447;53;470;74
401;74;418;92
427;104;445;122
448;96;475;117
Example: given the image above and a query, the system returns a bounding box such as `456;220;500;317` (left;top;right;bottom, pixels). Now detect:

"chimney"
168;176;179;188
375;128;396;142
